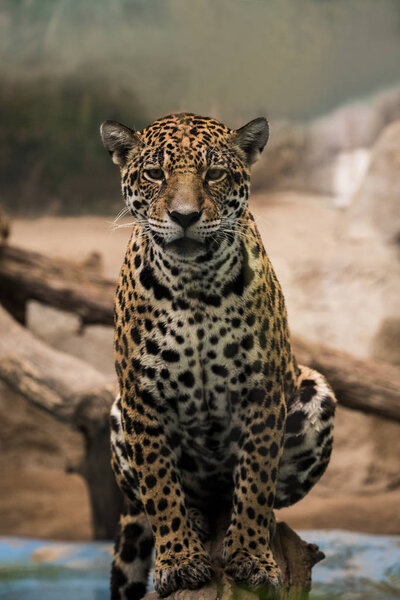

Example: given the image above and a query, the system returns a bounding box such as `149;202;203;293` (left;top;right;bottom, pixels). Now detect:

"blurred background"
0;1;400;597
1;0;400;214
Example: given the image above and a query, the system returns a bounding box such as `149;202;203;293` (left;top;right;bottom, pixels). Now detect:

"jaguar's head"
101;113;268;259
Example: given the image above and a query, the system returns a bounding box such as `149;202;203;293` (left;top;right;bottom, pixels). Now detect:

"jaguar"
100;112;336;600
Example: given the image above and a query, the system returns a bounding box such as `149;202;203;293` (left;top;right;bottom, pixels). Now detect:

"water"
0;539;111;600
0;531;399;600
306;531;400;600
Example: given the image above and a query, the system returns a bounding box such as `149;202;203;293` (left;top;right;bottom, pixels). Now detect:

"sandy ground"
1;191;400;540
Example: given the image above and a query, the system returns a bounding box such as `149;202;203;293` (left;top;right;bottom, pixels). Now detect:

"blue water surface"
0;531;399;600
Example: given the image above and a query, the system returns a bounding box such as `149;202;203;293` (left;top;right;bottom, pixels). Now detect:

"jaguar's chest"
134;308;265;423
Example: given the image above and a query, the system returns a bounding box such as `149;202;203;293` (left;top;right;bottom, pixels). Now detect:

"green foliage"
0;75;147;214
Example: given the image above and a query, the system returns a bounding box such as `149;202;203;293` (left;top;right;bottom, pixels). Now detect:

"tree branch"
293;338;400;422
145;518;324;600
0;244;114;326
0;305;122;539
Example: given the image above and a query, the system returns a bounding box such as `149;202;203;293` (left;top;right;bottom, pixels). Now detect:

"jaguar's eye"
206;167;227;183
144;168;165;183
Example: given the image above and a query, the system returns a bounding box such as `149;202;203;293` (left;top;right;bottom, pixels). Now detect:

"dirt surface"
1;192;400;540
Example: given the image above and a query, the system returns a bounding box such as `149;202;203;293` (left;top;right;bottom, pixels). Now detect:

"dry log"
145;517;323;600
0;304;122;539
293;338;400;423
0;244;114;326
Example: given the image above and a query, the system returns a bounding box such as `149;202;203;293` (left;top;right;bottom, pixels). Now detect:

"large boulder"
253;85;400;199
347;120;400;242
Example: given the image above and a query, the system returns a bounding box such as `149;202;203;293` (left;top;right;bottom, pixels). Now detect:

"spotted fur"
100;113;336;600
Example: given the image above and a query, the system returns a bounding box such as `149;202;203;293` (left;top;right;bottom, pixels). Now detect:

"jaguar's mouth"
165;237;206;257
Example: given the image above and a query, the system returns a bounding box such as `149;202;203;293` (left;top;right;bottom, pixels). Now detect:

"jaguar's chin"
165;237;206;258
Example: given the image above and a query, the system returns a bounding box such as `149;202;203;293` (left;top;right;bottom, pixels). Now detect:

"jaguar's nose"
168;210;202;230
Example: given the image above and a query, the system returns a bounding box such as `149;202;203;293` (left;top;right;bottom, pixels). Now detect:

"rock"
347;120;400;242
252;123;307;191
253;86;400;198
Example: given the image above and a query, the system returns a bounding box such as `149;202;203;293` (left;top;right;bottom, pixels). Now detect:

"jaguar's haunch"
100;113;336;600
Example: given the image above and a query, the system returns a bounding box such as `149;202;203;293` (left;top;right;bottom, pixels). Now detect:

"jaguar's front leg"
120;393;213;597
223;386;286;589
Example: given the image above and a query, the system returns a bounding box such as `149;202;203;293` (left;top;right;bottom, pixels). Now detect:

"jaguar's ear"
234;117;269;165
100;120;141;167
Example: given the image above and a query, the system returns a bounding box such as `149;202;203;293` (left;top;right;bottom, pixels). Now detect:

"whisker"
110;216;149;231
107;206;131;229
